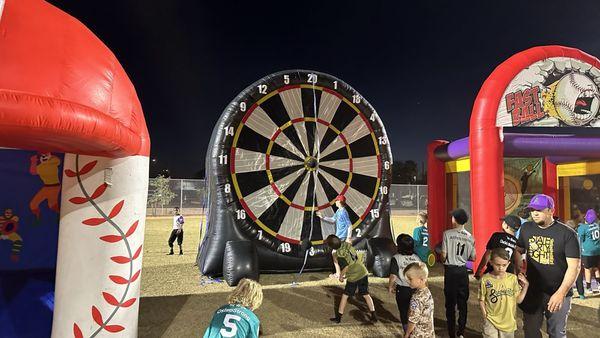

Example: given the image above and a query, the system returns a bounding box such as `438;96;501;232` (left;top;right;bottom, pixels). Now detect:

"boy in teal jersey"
578;209;600;294
203;278;263;338
413;212;430;263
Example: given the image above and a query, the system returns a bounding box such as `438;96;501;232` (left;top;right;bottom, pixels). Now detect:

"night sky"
49;0;600;178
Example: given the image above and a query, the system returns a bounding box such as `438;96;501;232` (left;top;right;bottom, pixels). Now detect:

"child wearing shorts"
325;234;377;323
479;248;529;338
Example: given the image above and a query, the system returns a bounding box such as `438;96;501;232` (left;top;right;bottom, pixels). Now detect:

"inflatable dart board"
198;70;393;275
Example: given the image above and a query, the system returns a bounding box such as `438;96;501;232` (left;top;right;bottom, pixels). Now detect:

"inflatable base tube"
367;238;396;277
223;241;259;286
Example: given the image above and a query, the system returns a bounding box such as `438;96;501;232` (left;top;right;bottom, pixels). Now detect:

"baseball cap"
526;194;554;211
450;208;468;225
501;215;521;230
585;209;597;224
335;195;346;202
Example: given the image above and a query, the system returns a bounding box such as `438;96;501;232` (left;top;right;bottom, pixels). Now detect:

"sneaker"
369;311;378;323
167;250;174;255
329;312;342;323
579;294;586;300
179;251;183;255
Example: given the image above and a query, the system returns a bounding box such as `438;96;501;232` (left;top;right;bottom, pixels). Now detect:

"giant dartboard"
211;70;392;261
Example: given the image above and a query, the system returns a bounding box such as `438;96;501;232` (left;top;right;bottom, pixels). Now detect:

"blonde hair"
227;278;263;310
417;211;428;225
403;261;429;280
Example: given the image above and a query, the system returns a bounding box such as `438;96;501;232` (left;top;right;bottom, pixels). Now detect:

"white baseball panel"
52;154;149;338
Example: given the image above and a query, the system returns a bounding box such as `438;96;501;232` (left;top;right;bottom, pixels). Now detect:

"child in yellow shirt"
479;248;529;338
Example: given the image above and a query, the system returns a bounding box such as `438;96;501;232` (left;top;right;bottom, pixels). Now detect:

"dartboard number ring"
216;70;392;257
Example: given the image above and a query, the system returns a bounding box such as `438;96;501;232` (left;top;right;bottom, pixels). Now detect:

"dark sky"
49;0;600;178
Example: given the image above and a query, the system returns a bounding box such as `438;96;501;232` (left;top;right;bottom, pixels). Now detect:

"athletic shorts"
582;255;599;269
344;275;369;296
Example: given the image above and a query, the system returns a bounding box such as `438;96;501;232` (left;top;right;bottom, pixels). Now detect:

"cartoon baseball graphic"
29;152;61;219
497;57;600;127
0;208;23;262
543;72;600;126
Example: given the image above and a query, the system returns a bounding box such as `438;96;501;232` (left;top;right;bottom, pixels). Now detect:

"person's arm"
339;266;349;283
513;249;522;275
29;155;38;175
516;273;529;304
388;257;399;293
478;278;487;318
468;238;477;262
388;274;398;294
479;300;487;319
406;298;421;338
547;257;580;312
404;322;415;338
475;250;491;279
440;232;447;263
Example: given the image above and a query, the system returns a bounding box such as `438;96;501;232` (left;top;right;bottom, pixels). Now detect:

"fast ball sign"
496;57;600;127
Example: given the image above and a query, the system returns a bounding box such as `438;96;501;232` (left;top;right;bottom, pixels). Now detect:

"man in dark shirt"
514;194;580;338
474;214;519;279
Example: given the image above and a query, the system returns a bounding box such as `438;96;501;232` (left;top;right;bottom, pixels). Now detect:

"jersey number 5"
220;314;241;337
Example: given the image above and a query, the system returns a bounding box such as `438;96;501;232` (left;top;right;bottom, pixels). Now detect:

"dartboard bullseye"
211;70;392;260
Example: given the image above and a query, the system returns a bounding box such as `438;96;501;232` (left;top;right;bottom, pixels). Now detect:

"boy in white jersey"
168;207;185;255
441;208;475;338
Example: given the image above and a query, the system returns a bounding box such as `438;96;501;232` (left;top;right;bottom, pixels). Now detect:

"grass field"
139;216;599;337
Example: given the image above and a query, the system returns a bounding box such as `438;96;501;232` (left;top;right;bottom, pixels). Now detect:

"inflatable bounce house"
428;46;600;268
198;70;395;283
0;1;150;337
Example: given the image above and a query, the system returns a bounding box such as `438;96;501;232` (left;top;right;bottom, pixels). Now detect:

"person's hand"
315;211;322;218
474;272;481;280
177;229;182;235
547;291;565;313
338;276;344;283
388;286;394;294
517;273;529;287
345;237;352;243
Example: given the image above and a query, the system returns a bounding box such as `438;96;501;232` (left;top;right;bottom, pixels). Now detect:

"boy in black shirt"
514;194;580;338
475;215;519;279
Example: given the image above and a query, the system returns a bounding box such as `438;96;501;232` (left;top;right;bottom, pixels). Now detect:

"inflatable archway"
428;46;600;268
0;1;149;337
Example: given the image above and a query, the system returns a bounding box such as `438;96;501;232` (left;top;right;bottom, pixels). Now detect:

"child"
389;234;421;333
479;248;529;338
440;208;475;338
578;209;600;295
413;212;430;263
404;261;435;338
168;207;185;255
203;278;263;338
475;214;520;279
325;234;377;323
317;195;352;279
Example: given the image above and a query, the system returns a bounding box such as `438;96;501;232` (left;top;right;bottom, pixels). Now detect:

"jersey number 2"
220;314;241;337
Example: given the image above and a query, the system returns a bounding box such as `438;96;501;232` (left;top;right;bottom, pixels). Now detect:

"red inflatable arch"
428;46;600;269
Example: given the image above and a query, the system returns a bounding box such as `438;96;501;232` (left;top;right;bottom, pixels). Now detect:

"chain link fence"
146;178;427;217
